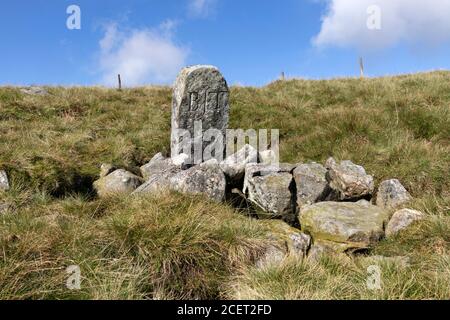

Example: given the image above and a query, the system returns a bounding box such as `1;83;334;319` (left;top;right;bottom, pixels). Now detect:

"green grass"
0;71;449;299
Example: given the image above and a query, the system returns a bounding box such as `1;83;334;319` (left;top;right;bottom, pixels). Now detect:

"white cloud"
188;0;217;18
313;0;450;50
97;21;188;86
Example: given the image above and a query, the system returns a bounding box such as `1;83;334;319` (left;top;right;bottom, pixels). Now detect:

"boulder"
293;162;329;208
376;179;412;210
300;200;389;250
243;163;295;194
169;159;227;202
133;170;175;195
94;169;144;197
140;153;182;180
325;157;374;200
385;209;424;238
307;239;353;261
244;163;295;218
257;220;311;268
100;163;116;178
220;144;258;183
0;170;10;191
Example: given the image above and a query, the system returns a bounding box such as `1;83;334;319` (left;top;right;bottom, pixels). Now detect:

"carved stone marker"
171;65;229;164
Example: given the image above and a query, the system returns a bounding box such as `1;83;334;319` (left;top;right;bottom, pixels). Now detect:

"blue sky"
1;0;450;86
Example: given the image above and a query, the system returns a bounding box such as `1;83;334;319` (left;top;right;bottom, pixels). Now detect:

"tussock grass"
0;192;268;299
0;71;449;299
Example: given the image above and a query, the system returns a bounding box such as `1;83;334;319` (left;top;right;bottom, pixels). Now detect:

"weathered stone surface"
376;179;412;210
0;170;10;191
385;209;424;238
220;144;258;183
326;158;374;200
169;159;226;202
171;65;229;163
243;163;295;194
257;220;311;268
133;170;176;195
244;165;295;218
94;169;144;197
100;163;116;178
300;201;389;249
307;239;353;261
293;162;329;208
140;153;182;181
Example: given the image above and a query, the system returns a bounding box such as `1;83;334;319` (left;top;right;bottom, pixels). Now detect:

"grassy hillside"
0;72;449;299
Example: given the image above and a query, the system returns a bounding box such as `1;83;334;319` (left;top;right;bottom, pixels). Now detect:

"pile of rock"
92;65;425;262
93;149;423;259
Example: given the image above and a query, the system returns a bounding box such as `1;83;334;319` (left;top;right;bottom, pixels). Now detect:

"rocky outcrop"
300;200;389;250
385;208;424;238
293;162;329;208
94;169;144;197
376;179;412;210
325;158;374;200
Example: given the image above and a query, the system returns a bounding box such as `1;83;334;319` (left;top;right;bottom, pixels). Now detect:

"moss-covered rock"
257;219;311;268
300;200;389;249
94;169;144;197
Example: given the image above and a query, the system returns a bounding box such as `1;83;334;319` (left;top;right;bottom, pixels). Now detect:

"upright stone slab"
171;65;229;164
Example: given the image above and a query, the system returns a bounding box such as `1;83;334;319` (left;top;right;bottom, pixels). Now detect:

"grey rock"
171;65;229;163
140;153;182;181
243;163;295;194
94;169;144;197
300;201;389;250
0;170;10;191
220;144;258;183
326;157;374;200
307;239;353;261
293;162;329;208
376;179;412;209
169;159;227;202
257;220;311;268
100;163;116;178
133;170;175;195
244;163;295;218
385;209;424;238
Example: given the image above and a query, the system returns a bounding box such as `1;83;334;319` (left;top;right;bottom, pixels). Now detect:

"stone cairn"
92;65;424;265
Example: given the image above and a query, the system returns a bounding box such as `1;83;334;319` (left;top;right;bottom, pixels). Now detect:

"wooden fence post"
359;57;364;79
118;74;122;91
